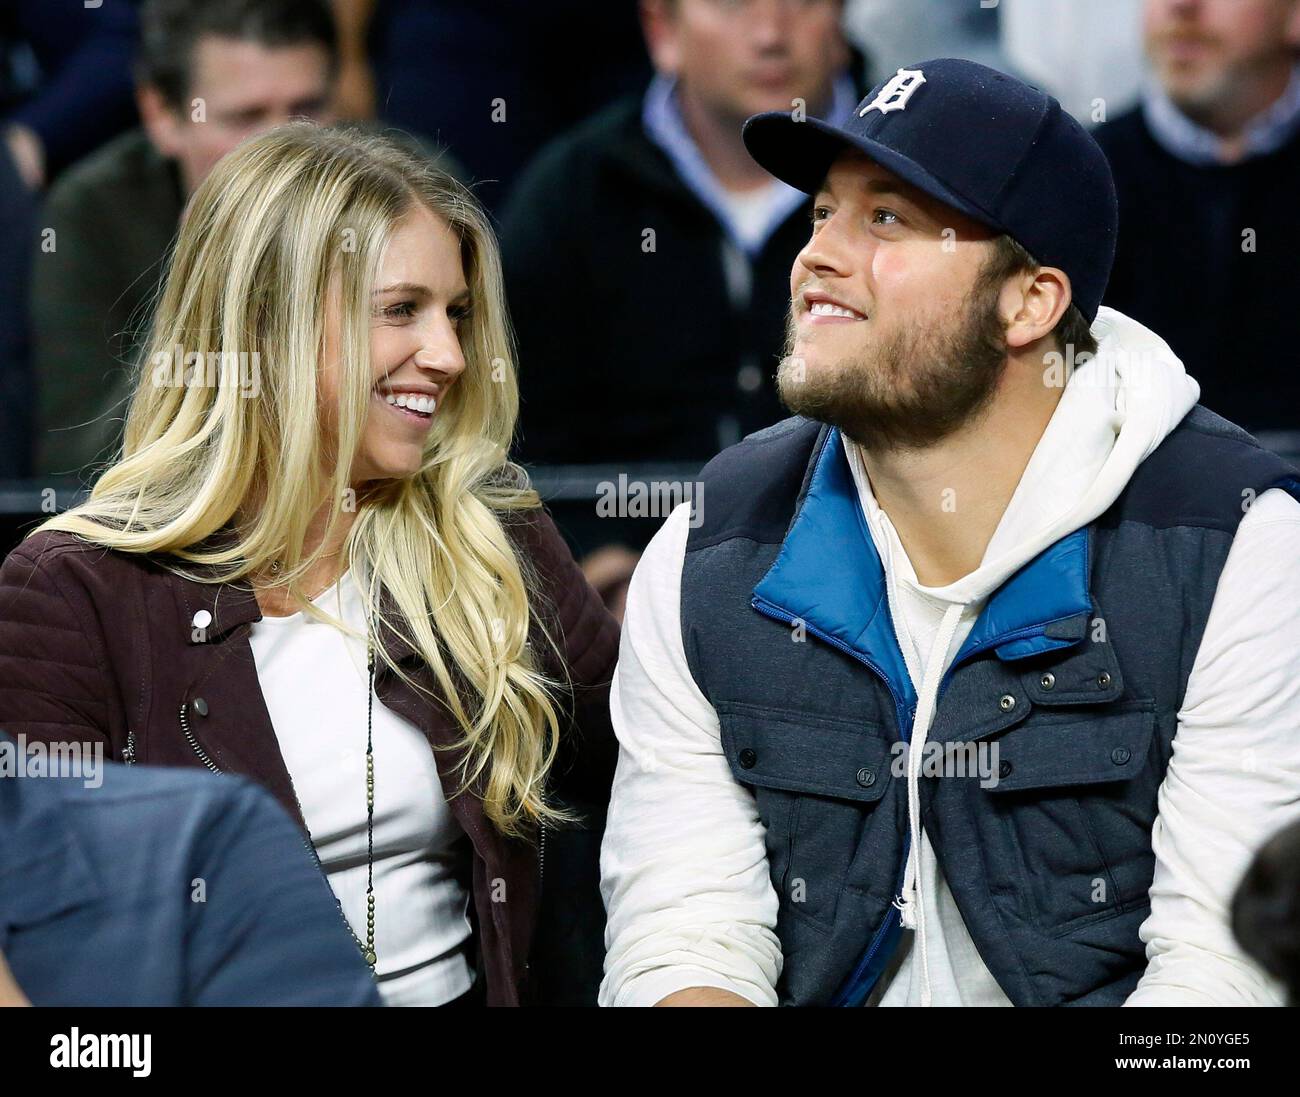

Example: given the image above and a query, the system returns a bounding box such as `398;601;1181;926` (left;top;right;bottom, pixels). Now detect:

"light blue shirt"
1142;63;1300;166
642;72;859;258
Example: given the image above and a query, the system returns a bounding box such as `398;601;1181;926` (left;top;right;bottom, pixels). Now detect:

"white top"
599;308;1300;1006
247;566;474;1006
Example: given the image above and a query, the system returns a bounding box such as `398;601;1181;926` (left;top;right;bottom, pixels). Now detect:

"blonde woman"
0;123;620;1007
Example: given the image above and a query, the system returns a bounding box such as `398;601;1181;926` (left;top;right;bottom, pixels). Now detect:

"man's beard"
1148;34;1236;122
777;279;1010;452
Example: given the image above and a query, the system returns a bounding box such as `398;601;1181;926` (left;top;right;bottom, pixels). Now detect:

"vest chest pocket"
982;699;1160;935
717;701;896;931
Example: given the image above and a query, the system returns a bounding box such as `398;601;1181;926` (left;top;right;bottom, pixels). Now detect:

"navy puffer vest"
679;408;1300;1006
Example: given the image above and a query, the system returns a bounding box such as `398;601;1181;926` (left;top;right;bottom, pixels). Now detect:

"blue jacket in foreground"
0;747;382;1006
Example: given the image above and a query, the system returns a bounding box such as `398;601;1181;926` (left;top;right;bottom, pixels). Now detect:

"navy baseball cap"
742;58;1118;322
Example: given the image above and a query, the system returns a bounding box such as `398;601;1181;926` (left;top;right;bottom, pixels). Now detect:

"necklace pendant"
363;948;377;966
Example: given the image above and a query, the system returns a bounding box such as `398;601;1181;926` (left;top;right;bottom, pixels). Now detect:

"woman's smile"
373;386;439;429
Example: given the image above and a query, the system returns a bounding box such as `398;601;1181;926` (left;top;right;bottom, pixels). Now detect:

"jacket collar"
172;524;421;667
751;428;1093;702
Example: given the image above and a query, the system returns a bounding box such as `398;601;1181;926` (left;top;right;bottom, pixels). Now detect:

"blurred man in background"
502;0;857;471
501;0;857;610
31;0;337;480
328;0;653;215
0;0;142;479
1096;0;1300;439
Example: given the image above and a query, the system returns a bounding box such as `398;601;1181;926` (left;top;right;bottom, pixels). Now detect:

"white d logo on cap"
859;68;926;117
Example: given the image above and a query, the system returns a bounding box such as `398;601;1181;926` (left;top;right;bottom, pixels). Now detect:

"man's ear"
1003;267;1070;351
640;0;682;77
136;84;185;161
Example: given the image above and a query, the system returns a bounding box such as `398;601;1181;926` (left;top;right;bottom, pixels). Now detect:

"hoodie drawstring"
893;601;966;1008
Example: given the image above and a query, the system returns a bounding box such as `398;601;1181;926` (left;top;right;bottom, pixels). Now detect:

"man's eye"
872;208;901;226
810;205;832;224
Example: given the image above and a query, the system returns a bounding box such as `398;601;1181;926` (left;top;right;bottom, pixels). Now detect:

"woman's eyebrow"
371;281;432;297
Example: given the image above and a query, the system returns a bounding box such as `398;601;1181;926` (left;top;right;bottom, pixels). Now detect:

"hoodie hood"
849;306;1202;608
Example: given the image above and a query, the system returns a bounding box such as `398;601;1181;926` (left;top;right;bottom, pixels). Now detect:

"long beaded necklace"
268;557;379;974
289;639;377;972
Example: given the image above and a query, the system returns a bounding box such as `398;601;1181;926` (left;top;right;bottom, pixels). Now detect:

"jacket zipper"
122;728;137;765
178;702;220;772
179;697;372;965
538;819;546;893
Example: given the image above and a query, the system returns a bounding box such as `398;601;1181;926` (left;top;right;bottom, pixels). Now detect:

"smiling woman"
0;123;620;1006
322;202;471;484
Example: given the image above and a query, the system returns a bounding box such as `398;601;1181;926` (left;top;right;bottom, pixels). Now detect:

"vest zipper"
752;594;917;1006
751;596;913;738
831;836;910;1006
122;729;137;765
751;596;1074;1005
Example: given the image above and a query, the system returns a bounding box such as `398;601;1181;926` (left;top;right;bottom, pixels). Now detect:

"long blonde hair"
34;123;571;836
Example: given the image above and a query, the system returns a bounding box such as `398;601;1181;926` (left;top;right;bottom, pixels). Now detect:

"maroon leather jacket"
0;506;620;1005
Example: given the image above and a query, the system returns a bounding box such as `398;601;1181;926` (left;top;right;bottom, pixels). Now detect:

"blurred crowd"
1;0;1297;533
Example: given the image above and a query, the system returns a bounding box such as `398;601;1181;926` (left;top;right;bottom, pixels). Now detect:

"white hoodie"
599;308;1300;1007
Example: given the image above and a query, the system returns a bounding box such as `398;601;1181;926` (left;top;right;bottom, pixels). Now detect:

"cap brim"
742;111;1006;235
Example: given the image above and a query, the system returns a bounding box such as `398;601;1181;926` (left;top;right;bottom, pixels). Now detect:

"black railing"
0;465;710;557
4;437;1298;556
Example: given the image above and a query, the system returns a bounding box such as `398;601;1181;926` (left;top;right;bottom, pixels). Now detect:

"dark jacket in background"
0;748;383;1006
500;96;810;467
0;0;140;179
30;127;184;480
0;141;35;478
370;0;651;215
1094;108;1300;434
0;504;621;1006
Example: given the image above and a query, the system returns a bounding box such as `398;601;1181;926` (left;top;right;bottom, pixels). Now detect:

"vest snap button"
191;609;212;630
855;767;876;788
999;759;1013;779
1039;672;1055;690
998;693;1016;712
1111;746;1131;765
1097;671;1112;688
193;697;209;717
738;748;757;769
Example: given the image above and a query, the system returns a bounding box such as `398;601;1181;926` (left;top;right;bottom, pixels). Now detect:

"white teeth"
383;392;436;414
810;301;862;319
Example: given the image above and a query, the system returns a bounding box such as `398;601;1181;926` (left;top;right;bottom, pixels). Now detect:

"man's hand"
4;124;45;190
656;987;756;1006
0;949;31;1007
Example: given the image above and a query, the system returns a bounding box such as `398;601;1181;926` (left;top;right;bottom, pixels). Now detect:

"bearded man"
597;58;1300;1007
